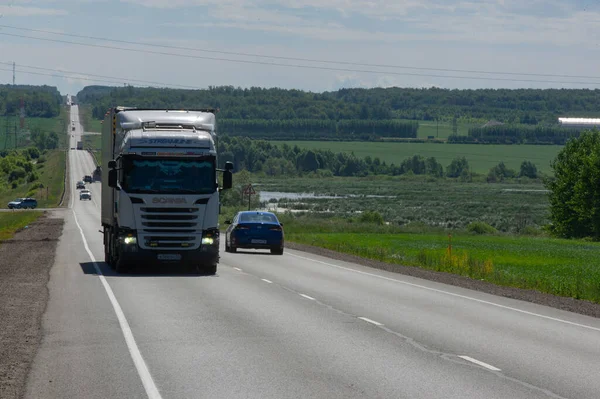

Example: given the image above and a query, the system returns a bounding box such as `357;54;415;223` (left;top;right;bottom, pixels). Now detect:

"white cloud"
0;5;67;16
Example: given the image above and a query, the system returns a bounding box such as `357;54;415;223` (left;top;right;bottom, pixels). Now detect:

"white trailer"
101;107;233;274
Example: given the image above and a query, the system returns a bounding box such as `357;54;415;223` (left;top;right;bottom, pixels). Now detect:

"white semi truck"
101;107;233;274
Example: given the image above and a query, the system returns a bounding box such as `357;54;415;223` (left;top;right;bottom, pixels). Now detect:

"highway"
24;103;600;399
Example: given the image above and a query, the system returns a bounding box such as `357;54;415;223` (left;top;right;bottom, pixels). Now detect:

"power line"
0;67;159;86
2;24;600;81
1;32;599;86
0;61;203;89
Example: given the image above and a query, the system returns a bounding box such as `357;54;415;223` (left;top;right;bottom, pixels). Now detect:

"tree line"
449;125;581;145
76;85;600;128
219;119;418;140
0;85;63;118
217;136;540;180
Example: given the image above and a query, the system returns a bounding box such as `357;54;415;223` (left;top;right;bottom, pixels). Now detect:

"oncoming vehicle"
83;175;93;184
7;198;38;209
79;190;92;201
225;211;284;255
76;181;85;190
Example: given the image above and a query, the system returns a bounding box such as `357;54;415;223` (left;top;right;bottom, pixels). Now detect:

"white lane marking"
358;317;383;326
261;279;273;284
459;356;501;371
72;211;162;399
288;253;600;333
234;267;242;271
300;294;316;301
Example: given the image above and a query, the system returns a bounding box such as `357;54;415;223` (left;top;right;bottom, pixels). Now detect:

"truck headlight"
201;237;214;245
123;236;137;245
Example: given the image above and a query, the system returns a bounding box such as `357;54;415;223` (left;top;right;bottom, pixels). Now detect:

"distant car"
83;175;93;183
76;181;85;190
225;211;284;255
7;197;38;209
79;190;91;201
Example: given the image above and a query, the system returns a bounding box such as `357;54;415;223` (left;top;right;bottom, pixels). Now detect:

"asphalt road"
25;103;600;398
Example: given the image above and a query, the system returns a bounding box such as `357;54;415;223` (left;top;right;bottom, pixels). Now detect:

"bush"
8;167;26;182
466;221;498;235
359;210;385;225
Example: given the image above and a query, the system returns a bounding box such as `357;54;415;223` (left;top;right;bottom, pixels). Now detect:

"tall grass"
282;215;600;303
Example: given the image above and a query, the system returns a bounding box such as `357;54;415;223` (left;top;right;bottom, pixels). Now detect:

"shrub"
359;210;385;225
466;221;498;235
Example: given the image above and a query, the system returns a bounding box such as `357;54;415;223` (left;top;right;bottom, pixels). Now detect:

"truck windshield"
121;156;216;194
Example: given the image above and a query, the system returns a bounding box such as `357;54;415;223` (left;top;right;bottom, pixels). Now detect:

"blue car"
225;211;284;255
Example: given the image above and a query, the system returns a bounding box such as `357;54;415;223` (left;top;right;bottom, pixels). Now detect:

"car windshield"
121;156;216;195
239;213;278;224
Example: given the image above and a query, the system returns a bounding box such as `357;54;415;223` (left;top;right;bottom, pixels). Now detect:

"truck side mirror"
108;169;118;188
108;160;117;169
222;170;232;190
225;161;233;171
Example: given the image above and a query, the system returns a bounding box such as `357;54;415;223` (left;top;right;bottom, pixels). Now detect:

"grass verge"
281;216;600;304
0;211;42;241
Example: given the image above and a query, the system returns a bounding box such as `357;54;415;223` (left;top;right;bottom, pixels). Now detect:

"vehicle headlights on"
123;236;137;245
201;236;214;245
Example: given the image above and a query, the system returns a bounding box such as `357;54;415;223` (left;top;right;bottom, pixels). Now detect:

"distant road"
24;103;600;399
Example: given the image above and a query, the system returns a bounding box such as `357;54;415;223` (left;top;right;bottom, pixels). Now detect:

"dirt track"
0;215;64;399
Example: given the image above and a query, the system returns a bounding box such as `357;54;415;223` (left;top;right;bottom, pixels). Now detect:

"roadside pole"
243;184;256;211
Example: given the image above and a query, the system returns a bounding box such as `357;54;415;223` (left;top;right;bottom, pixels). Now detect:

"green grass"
0;150;66;208
271;141;562;174
281;217;600;303
0;211;43;241
82;134;101;165
255;175;549;232
0;107;70;150
78;105;102;133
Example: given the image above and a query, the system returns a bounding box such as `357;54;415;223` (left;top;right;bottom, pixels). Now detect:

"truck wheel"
205;264;217;275
115;258;129;274
230;246;237;253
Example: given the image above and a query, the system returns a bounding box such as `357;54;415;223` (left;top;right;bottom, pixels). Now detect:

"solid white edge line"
459;356;501;371
261;279;273;284
234;267;242;271
288;253;600;333
72;211;162;399
358;317;383;326
300;294;316;301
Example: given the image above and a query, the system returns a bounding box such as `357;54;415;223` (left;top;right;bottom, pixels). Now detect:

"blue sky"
1;0;600;95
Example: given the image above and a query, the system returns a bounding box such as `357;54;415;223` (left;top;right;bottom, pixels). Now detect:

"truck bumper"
119;244;219;268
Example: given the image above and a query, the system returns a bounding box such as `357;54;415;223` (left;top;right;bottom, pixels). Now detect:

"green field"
78;105;103;133
283;222;600;303
272;141;562;174
0;211;43;241
0;150;67;208
0;107;69;150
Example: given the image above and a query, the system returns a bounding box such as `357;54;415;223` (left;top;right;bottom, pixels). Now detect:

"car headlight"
123;236;137;245
201;237;214;245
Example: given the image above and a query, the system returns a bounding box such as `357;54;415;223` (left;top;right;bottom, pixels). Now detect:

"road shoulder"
286;241;600;319
0;214;64;399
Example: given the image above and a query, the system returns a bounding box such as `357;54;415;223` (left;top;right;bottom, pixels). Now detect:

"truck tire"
205;264;217;275
115;258;129;274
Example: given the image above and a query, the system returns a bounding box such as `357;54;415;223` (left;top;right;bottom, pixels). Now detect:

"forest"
77;85;600;125
0;85;63;118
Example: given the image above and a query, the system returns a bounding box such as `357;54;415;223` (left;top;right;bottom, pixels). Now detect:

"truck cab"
102;108;232;274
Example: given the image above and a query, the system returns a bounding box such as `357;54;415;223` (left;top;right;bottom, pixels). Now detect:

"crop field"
0;211;43;241
256;175;549;232
282;220;600;303
0;150;66;209
271;141;562;174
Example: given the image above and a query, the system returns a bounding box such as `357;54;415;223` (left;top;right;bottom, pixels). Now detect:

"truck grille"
138;207;201;249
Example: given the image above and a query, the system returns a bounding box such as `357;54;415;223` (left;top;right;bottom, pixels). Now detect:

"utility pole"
12;62;15;86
